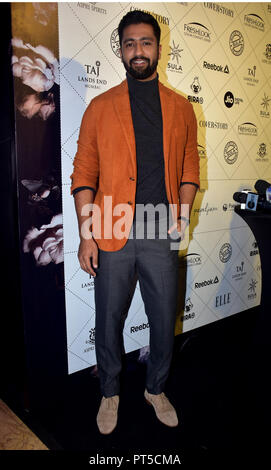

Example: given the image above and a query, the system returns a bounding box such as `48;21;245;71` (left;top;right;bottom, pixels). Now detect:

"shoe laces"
104;396;118;410
152;392;169;409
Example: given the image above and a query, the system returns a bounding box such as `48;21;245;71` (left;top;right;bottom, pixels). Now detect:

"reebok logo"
195;276;219;288
203;61;229;73
130;322;149;333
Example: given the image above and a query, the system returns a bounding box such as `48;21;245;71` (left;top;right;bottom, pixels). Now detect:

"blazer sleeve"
70;99;99;195
181;102;200;188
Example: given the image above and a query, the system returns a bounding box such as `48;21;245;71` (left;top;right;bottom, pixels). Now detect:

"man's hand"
78;238;98;277
167;219;185;240
74;189;98;275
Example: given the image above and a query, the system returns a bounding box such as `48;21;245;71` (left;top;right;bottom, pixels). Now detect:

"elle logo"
215;292;231;307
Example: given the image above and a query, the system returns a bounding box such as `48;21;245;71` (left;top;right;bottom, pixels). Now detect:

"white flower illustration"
23;214;63;266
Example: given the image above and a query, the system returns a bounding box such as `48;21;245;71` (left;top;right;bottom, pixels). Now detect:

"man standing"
71;10;199;435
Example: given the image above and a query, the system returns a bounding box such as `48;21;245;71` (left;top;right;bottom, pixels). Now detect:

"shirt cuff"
72;186;96;196
180;182;199;188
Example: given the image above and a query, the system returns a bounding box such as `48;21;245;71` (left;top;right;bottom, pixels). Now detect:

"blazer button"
129;177;135;181
128;201;132;205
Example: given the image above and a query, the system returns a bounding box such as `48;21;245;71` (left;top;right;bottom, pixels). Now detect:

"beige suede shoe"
144;390;178;427
96;395;119;435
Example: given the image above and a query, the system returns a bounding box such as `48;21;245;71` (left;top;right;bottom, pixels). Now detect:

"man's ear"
158;44;162;60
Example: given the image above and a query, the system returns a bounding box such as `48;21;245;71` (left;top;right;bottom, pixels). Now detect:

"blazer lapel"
112;79;176;189
159;82;176;169
159;82;176;205
113;80;137;176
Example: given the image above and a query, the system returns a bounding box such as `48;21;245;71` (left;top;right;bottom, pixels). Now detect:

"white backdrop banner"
58;2;270;374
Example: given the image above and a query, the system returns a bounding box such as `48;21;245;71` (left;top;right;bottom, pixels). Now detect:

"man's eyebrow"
123;36;154;43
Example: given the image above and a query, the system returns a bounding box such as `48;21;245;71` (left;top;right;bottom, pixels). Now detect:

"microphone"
254;179;271;202
233;191;271;212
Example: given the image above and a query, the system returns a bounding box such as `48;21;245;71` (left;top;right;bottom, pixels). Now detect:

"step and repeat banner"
12;3;271;375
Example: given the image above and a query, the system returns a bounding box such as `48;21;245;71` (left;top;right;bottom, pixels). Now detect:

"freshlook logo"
80;198;190;250
184;22;211;41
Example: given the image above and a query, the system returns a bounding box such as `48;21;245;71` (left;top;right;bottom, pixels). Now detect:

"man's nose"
135;41;144;55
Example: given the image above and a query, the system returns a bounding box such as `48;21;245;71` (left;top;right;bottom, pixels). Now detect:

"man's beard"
122;55;159;80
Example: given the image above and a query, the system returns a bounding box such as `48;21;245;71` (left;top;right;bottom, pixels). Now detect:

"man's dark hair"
118;10;161;47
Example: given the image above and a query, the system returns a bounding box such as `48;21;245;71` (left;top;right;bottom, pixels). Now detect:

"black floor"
2;308;270;466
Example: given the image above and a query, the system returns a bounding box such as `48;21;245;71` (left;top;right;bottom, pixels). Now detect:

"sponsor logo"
224;141;238;164
78;61;107;90
219;243;232;263
256;143;268;162
229;30;244;56
262;44;271;64
84;62;100;77
77;2;107;14
110;28;121;58
244;13;264;31
199;120;228;130
184;22;211;41
232;261;247;281
182;253;202;266
185;298;193;312
130;6;169;25
224;91;234;108
203;2;234;17
203;60;229;73
81;279;95;291
260;93;270;118
248;279;257;300
84;328;95;353
193;202;219;217
198;143;207;158
223;203;236;211
238;122;258;136
182;298;196;321
130;322;149;333
195;276;219;289
224;91;243;108
181;312;195;322
243;65;259;87
215;292;231;307
250;241;259;256
191;76;201;94
258;142;267;158
188;77;204;104
167;40;183;74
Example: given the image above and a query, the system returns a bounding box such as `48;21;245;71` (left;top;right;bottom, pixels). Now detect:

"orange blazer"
71;79;200;251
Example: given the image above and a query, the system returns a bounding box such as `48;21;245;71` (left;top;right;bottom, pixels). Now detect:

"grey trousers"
94;217;181;397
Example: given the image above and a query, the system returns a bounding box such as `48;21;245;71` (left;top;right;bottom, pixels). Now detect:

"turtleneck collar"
126;72;159;93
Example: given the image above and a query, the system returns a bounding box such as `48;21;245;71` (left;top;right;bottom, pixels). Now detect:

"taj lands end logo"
224;141;238;164
219;243;232;263
229;30;244;56
111;28;121;58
